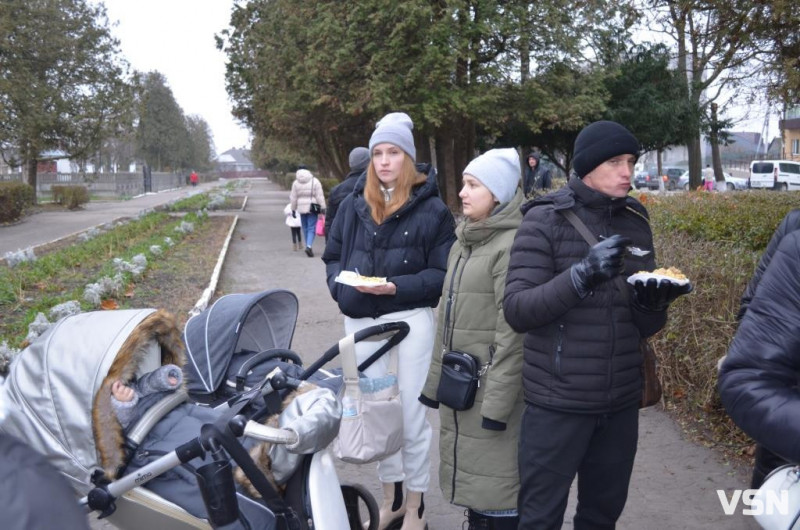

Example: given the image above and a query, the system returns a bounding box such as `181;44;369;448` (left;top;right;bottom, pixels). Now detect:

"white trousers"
344;307;434;492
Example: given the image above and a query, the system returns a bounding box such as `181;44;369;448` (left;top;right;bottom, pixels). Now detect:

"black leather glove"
633;278;693;312
291;210;296;218
570;234;632;298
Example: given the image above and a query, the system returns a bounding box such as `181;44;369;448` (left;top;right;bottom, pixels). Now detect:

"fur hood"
92;309;185;478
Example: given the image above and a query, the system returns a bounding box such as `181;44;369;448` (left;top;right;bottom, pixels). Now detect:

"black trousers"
518;403;639;530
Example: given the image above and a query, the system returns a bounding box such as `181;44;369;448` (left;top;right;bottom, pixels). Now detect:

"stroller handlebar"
242;420;298;446
300;321;411;379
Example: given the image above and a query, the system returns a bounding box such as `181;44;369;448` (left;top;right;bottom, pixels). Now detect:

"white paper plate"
627;272;691;286
335;270;388;287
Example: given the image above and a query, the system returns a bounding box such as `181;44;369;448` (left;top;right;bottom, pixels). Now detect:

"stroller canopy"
0;309;174;493
183;290;298;396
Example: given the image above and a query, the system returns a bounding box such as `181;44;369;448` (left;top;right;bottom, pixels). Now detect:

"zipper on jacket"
555;324;564;376
450;409;458;503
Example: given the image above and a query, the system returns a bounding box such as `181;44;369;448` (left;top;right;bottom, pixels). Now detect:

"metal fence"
0;171;186;198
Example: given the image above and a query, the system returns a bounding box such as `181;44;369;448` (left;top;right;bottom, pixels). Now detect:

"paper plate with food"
335;270;388;287
627;267;691;287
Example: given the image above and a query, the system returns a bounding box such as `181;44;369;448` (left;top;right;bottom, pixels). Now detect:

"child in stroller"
86;307;341;529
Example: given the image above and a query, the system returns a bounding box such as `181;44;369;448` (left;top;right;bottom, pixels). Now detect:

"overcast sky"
100;1;779;158
102;0;250;157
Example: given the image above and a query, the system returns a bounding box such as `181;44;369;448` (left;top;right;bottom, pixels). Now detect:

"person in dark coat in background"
503;121;691;529
728;208;800;488
323;112;455;530
324;146;370;238
719;229;800;482
522;152;551;196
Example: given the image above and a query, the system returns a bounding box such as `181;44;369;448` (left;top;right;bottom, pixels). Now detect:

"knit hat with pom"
369;112;416;162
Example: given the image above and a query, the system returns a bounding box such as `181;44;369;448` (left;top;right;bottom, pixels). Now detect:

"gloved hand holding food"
632;276;693;312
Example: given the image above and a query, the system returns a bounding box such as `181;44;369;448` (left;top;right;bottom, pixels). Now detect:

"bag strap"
442;254;463;351
339;331;398;401
559;209;627;293
561;208;598;245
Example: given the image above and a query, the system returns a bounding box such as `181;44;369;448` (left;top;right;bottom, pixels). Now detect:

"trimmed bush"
52;185;89;209
0;181;35;222
645;190;800;453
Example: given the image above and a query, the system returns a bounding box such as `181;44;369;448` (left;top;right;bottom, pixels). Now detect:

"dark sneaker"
305;247;314;257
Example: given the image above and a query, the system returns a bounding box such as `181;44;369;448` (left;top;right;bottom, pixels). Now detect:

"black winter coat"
503;177;666;413
738;209;800;319
324;169;363;237
322;164;456;319
719;230;800;463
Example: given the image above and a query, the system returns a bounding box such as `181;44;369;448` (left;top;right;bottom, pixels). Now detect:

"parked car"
749;160;800;190
634;166;685;190
678;170;747;191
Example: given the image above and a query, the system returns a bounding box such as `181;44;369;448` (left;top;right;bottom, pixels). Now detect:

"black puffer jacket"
324;168;363;237
322;163;456;318
719;231;800;463
503;177;666;413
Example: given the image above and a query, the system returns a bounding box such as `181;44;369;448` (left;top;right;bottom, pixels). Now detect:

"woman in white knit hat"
420;148;524;530
323;112;456;530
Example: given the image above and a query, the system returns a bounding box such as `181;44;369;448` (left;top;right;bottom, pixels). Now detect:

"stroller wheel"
341;483;380;530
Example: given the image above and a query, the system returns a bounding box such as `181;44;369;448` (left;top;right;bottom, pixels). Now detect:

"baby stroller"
0;294;408;529
182;289;410;528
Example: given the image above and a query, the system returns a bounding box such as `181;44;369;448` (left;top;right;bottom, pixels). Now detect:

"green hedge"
645;190;800;452
0;181;35;222
52;185;90;209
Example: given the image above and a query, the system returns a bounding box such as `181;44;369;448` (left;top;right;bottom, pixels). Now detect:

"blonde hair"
364;154;426;224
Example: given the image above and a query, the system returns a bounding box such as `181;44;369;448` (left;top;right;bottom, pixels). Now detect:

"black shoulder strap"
560;208;598;246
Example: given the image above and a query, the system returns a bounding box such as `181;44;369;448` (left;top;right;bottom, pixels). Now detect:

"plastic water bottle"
342;396;357;418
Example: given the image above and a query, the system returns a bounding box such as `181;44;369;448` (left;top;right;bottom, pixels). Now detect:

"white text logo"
717;489;790;516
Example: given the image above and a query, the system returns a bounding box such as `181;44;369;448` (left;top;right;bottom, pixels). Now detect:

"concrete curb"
189;214;239;317
1;216;129;263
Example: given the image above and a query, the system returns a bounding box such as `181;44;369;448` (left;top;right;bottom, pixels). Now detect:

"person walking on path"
523;152;552;197
503;120;691;529
190;171;199;187
290;168;326;257
703;164;714;191
322;112;456;530
420;148;524;530
284;202;303;251
324;147;370;238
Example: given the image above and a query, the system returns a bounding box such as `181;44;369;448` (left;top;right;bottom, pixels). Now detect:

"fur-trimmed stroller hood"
0;309;184;493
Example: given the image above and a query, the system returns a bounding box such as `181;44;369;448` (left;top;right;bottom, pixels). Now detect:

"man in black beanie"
323;146;370;239
503;120;691;529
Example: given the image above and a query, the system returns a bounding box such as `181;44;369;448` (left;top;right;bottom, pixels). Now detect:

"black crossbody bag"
435;255;486;411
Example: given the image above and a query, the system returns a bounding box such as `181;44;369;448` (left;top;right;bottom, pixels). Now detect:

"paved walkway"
3;178;760;529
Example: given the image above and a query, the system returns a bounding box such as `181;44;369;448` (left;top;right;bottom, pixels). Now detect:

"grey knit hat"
348;147;370;172
463;148;520;204
369;112;416;162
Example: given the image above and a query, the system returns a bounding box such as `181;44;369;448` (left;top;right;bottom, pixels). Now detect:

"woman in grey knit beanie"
322;111;456;530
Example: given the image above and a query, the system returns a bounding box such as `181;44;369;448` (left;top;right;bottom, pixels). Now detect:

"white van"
749;160;800;190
